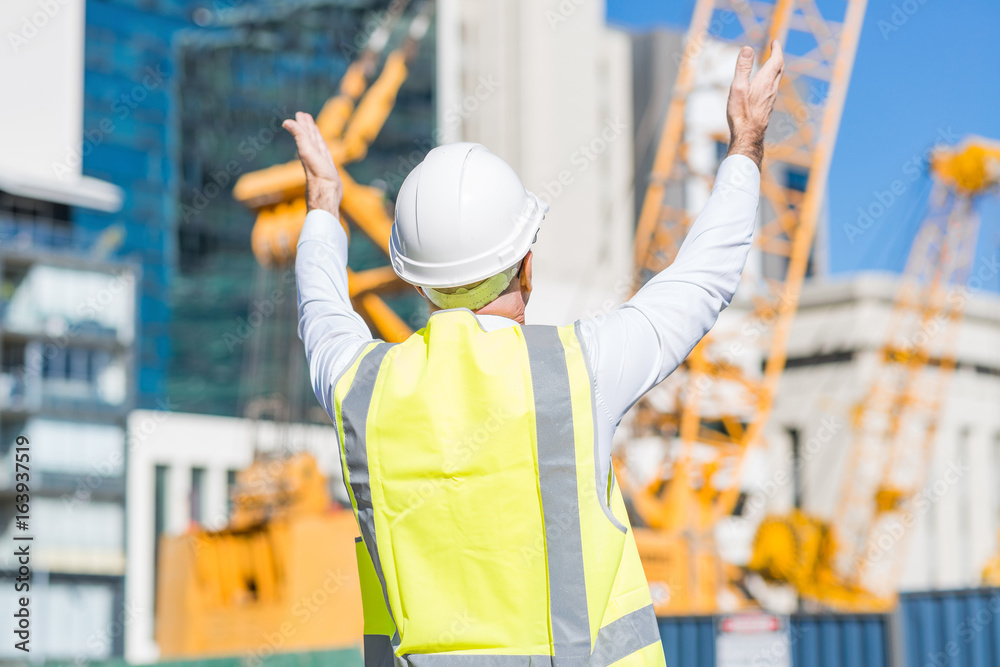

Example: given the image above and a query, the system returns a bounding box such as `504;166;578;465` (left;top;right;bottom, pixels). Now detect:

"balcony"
0;246;135;345
0;214;97;255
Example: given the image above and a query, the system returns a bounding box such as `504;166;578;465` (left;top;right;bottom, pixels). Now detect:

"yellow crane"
156;3;435;655
619;0;868;614
750;136;1000;609
233;0;434;342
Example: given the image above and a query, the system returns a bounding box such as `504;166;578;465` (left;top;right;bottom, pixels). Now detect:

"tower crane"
750;136;1000;609
618;0;868;614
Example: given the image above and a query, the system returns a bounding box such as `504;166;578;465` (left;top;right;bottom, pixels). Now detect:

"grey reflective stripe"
590;604;661;666
523;325;591;662
397;604;661;666
365;634;396;667
342;342;400;645
573;321;627;535
333;343;379;502
398;655;551;666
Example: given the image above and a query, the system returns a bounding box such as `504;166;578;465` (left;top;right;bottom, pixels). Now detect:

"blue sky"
607;0;1000;291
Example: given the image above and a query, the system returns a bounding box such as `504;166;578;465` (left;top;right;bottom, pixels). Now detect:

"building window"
787;427;803;509
0;191;71;222
715;140;728;164
190;467;205;525
994;433;1000;533
153;465;169;609
1;342;25;373
226;468;238;519
957;427;971;583
0;190;73;248
41;346;109;382
785;167;809;193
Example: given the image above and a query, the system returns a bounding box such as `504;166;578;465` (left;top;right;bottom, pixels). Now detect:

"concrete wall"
757;274;1000;602
0;0;84;183
436;0;635;325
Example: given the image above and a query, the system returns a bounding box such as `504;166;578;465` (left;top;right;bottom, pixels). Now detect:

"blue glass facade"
79;0;199;408
78;0;432;414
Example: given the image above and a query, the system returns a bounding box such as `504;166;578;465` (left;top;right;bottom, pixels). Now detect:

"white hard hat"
390;142;547;289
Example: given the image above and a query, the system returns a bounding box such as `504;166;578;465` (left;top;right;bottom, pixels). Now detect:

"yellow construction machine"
156;452;363;657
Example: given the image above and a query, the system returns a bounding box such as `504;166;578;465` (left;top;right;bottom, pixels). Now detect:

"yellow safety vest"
334;309;666;666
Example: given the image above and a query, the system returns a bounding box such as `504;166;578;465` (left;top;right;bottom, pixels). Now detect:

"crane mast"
621;0;868;614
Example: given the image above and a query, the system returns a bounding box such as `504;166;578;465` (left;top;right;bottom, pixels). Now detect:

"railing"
0;214;100;255
0;373;127;414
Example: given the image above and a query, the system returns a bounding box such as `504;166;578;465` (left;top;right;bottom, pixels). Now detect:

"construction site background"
1;0;1000;666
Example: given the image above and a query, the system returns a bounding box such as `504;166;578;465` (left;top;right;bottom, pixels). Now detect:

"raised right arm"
578;41;785;430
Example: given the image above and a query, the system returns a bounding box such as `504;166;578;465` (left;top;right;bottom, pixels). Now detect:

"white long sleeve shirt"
296;154;760;488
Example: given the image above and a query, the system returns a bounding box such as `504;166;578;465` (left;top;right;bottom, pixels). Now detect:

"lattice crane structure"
618;0;868;614
751;137;1000;609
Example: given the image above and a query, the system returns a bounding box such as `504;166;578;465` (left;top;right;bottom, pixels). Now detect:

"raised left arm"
285;112;373;418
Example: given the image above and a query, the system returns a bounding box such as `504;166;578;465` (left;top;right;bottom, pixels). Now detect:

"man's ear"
519;251;533;299
415;285;440;313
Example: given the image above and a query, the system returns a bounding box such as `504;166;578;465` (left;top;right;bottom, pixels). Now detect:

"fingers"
283;112;318;139
733;45;754;89
283;112;330;164
758;40;785;88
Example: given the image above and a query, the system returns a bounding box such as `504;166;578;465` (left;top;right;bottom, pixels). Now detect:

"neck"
474;292;526;324
426;291;526;325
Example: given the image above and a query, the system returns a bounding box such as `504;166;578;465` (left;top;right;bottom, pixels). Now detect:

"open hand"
282;112;344;215
726;41;785;170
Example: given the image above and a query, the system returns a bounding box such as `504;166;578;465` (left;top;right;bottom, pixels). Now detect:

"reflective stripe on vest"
523;325;590;661
335;311;665;666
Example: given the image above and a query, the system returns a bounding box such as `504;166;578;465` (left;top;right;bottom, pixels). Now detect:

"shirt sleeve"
577;154;761;428
296;208;374;418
